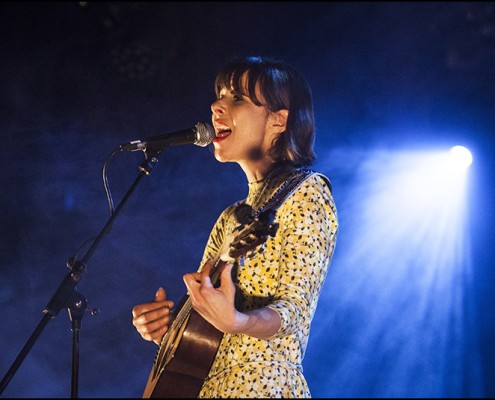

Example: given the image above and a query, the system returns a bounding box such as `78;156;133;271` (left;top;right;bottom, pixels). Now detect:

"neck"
241;161;278;184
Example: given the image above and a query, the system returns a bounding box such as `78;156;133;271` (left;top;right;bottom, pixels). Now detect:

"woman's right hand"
132;287;174;345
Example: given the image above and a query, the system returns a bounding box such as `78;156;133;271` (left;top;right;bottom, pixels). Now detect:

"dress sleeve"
266;173;338;338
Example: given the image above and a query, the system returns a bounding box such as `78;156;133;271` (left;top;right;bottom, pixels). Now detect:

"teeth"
216;129;231;137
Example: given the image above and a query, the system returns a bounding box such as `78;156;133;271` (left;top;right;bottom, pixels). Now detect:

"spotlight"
448;146;473;170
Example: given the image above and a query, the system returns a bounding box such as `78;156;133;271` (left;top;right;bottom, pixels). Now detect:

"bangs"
214;58;266;106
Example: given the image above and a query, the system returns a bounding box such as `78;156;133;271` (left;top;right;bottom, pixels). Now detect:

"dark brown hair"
214;56;316;167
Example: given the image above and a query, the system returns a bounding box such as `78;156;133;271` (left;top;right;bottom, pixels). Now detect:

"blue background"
1;2;493;398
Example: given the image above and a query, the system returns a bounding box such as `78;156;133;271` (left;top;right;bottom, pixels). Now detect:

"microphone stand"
0;150;160;398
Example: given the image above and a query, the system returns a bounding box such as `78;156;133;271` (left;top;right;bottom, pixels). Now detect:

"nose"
211;98;225;115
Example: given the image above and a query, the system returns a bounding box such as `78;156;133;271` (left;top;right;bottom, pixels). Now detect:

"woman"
132;56;338;398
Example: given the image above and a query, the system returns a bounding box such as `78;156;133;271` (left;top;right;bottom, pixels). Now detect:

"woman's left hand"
183;259;242;333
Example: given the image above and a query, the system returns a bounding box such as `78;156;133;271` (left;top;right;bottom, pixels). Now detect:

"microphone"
119;122;215;152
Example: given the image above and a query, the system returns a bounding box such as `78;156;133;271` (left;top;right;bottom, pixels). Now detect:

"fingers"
132;287;174;318
200;259;214;275
136;316;170;343
220;262;235;290
183;273;198;297
132;287;174;343
132;302;170;331
132;304;172;342
131;297;174;319
155;287;166;302
183;259;214;294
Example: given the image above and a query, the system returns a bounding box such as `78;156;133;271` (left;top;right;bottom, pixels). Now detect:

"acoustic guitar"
142;207;279;398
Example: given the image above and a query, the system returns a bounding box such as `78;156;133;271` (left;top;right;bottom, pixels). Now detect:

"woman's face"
210;74;278;167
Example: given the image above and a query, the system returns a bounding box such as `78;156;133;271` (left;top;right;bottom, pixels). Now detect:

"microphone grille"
194;122;215;147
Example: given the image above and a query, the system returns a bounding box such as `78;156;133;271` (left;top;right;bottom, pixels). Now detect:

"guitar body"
143;307;224;398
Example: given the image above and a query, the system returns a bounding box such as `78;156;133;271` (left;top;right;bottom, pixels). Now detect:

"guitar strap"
255;168;332;217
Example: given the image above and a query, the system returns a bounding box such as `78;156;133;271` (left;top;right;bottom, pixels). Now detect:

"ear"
270;109;289;133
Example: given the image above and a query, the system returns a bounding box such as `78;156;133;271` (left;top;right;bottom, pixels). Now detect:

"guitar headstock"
228;209;279;259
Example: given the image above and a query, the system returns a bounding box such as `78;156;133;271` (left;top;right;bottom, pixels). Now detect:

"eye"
217;87;228;100
231;90;245;102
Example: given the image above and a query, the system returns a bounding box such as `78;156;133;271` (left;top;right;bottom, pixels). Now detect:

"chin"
213;149;230;163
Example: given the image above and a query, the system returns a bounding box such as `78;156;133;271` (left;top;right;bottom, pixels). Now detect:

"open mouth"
213;127;232;143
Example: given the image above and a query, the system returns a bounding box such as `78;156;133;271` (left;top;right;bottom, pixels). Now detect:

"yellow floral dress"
197;168;338;398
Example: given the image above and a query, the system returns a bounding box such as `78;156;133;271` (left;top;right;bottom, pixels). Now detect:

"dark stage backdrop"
1;2;494;398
